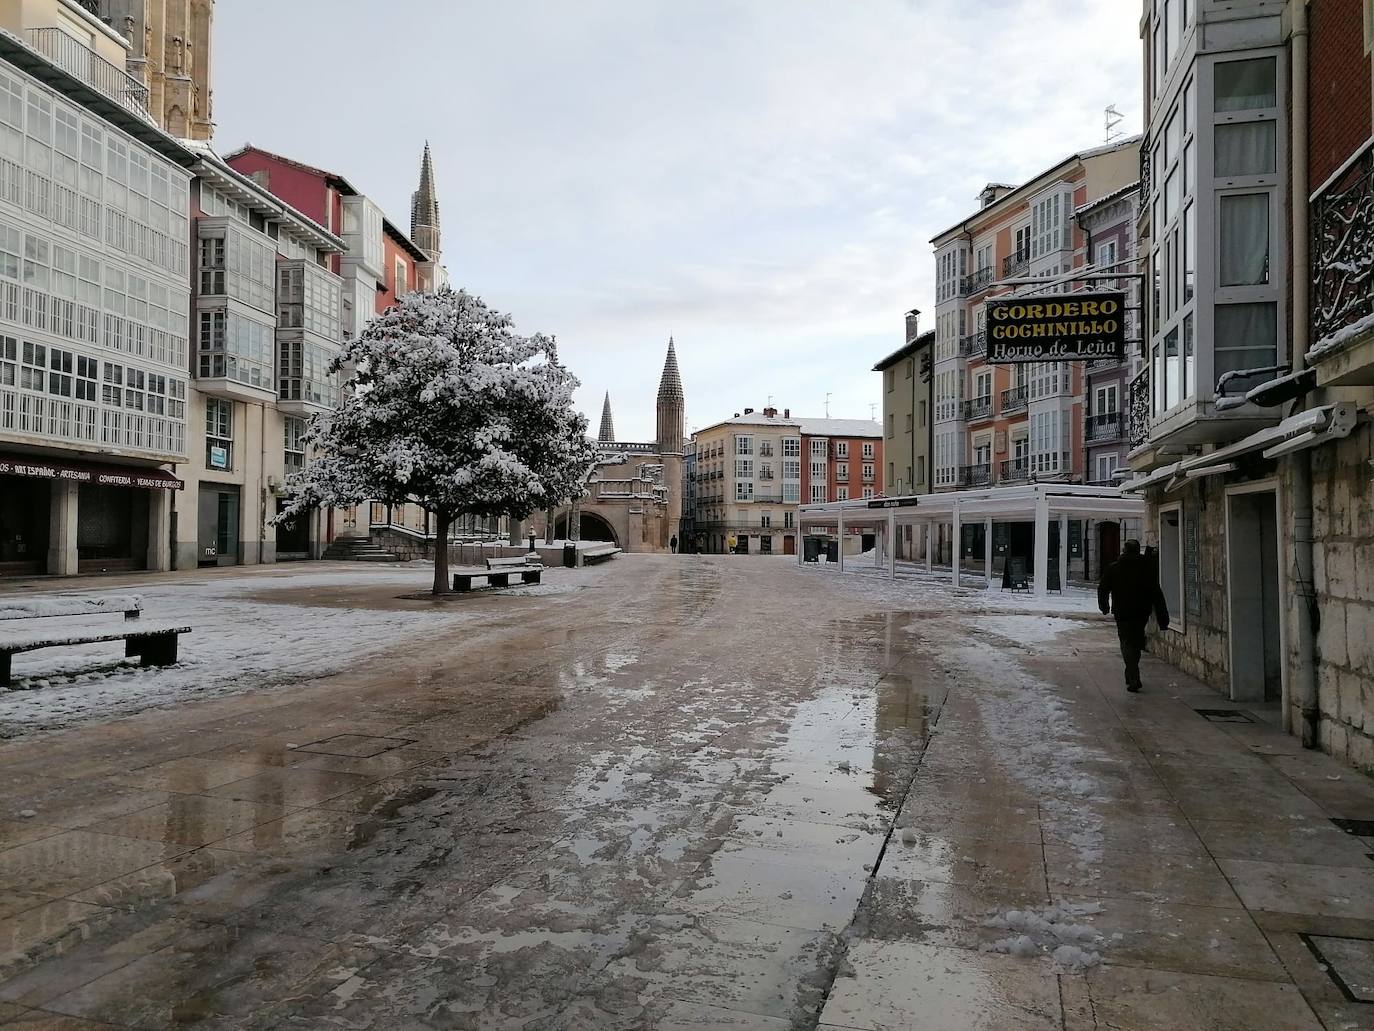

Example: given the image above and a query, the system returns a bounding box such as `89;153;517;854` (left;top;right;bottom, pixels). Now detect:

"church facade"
554;340;685;553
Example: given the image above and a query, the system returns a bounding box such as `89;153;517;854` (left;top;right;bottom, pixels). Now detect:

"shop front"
0;455;181;577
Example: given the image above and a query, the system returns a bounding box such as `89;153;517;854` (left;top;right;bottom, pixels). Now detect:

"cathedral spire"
410;141;441;264
598;392;616;444
655;337;684;455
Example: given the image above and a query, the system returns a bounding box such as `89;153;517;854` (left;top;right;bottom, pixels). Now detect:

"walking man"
1098;539;1170;692
669;534;678;554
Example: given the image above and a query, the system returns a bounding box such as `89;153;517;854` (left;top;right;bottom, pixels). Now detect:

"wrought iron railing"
1139;136;1151;211
1002;249;1030;279
962;267;996;295
959;464;992;487
959;331;987;359
1000;459;1030;482
25;28;154;123
1000;385;1029;414
962;396;992;421
1085;411;1124;443
1128;367;1151;451
1311;137;1374;352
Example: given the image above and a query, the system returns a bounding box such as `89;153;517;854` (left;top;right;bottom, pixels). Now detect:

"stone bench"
452;564;543;592
0;598;189;686
581;545;621;565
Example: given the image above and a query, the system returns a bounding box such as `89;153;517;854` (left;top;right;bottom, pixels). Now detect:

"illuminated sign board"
986;292;1127;363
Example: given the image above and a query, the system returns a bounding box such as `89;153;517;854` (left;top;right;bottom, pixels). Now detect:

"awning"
0;455;183;490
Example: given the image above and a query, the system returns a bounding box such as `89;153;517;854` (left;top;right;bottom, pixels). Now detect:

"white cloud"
215;0;1141;439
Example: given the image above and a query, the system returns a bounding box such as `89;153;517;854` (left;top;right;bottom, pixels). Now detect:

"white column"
147;488;171;572
837;509;846;571
47;478;79;576
925;522;933;574
888;511;897;579
1033;491;1050;596
951;502;962;589
875;522;884;568
984;515;994;587
1058;511;1069;591
797;520;804;565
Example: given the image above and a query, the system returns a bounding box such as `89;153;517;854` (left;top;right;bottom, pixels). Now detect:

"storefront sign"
866;497;919;509
986;292;1127;363
0;456;183;490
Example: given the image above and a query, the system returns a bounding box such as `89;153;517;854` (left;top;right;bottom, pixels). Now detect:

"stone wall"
1309;421;1374;771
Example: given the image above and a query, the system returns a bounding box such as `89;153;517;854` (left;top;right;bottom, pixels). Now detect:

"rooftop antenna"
825;392;832;418
869;403;877;420
1104;104;1125;144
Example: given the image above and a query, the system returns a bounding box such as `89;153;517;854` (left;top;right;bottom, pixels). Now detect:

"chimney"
743;407;755;415
763;406;777;418
783;408;790;419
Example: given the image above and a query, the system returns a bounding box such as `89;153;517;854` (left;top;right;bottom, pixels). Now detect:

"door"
783;534;796;556
1227;489;1282;702
216;491;239;566
198;485;240;566
1099;521;1121;570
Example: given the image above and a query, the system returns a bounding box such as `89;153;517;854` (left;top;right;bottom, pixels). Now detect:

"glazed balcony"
25;28;154;124
1310;137;1374;386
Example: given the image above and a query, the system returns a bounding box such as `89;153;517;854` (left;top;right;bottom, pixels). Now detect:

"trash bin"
563;544;577;568
803;536;822;563
825;540;839;563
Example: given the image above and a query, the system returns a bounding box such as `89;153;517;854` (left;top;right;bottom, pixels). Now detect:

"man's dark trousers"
1116;616;1148;691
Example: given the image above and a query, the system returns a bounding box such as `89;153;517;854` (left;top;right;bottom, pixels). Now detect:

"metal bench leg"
454;575;473;592
0;651;11;686
522;571;541;584
135;633;179;667
489;573;511;588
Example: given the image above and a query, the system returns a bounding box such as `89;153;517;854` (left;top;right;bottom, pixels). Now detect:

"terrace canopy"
797;483;1146;597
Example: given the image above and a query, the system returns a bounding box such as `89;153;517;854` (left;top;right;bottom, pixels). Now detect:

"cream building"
692;407;801;555
97;0;213;141
0;0;196;577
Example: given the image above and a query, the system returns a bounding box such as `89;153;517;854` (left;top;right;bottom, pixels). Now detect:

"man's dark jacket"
1098;553;1171;628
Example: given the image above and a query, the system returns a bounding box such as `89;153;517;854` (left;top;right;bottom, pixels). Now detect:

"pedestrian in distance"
1098;538;1170;693
669;534;678;554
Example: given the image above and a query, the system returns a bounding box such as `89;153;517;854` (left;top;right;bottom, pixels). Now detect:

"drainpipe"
1290;0;1319;747
1076;212;1095;577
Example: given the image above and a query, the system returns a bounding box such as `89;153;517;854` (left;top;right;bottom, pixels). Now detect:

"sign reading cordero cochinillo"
986;292;1126;363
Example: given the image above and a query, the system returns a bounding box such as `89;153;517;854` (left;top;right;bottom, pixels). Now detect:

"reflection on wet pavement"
2;555;1371;1028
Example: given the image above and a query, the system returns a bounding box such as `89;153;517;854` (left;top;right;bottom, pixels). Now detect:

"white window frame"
1157;501;1185;634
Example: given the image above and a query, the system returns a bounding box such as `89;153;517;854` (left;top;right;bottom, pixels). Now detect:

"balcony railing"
1000;385;1029;414
959;464;992;487
1000;459;1030;483
1086;357;1122;372
1311;137;1374;354
1085;411;1124;443
1002;249;1030;279
25;28;154;124
962;396;992;421
961;266;996;295
959;331;987;359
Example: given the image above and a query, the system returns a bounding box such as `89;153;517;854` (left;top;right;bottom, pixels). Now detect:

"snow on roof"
704;413;801;429
797;418;882;438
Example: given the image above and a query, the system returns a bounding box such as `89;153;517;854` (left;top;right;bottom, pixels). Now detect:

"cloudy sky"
215;1;1142;441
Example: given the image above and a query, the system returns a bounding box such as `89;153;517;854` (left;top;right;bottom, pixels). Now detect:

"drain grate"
1195;708;1255;723
293;733;415;758
1332;818;1374;837
1302;934;1374;1003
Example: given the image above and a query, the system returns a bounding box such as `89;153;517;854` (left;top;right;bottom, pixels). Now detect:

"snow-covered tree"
278;288;597;594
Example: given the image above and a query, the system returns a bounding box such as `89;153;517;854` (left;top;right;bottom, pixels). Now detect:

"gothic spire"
657;336;684;404
598;392;616;444
410;141;441;263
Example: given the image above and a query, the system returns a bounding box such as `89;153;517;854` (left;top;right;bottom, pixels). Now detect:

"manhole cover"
293;734;414;758
1195;708;1254;723
1332;818;1374;837
1303;934;1374;1003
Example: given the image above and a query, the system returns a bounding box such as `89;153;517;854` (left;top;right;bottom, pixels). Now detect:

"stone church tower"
598;392;616;444
411;143;441;265
656;337;685;541
99;0;214;141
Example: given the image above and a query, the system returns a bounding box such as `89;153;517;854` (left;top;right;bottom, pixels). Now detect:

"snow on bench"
487;556;542;570
581;544;621;565
452;562;543;592
0;598;188;686
0;595;142;622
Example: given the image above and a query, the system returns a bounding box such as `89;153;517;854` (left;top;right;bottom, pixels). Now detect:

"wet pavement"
0;555;1373;1029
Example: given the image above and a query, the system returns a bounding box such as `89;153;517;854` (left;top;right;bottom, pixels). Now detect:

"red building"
797;418;884;505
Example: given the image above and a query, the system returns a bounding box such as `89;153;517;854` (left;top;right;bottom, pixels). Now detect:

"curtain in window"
1219;193;1269;286
1215;121;1275;176
1214;58;1276;111
1214;302;1278;386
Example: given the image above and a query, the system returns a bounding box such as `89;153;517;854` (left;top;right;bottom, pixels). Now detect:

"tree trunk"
432;508;452;595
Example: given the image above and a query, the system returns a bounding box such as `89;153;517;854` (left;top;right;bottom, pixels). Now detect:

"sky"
214;1;1142;442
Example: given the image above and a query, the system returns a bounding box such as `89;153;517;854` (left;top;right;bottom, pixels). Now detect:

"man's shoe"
1126;681;1141;693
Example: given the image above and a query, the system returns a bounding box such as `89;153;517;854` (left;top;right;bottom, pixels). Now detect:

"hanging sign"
866;497;918;509
987;292;1127;363
0;455;183;490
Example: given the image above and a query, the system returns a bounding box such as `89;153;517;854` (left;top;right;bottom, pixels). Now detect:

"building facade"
97;0;213;141
798;418;883;505
692;407;801;556
0;0;195;577
173;145;345;568
1126;0;1374;769
929;140;1140;498
875;320;934;498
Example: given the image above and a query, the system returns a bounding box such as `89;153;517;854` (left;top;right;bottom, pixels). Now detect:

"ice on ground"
982;902;1110;970
1050;944;1102;970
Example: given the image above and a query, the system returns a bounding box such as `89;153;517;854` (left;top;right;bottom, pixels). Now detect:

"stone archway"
555;511;620;546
